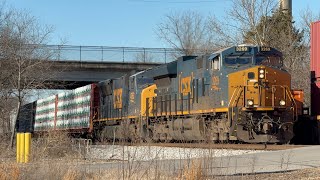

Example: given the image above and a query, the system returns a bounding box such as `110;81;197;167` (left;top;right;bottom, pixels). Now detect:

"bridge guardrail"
42;45;184;63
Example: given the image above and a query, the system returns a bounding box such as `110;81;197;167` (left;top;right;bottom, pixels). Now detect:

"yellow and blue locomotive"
93;45;296;143
18;45;297;144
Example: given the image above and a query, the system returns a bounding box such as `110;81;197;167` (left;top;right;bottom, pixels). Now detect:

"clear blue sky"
8;0;320;48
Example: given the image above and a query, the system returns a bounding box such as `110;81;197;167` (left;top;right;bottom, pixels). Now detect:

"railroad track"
93;142;307;151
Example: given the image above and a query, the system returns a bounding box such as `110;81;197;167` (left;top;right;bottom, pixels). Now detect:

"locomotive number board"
235;46;250;52
260;47;271;52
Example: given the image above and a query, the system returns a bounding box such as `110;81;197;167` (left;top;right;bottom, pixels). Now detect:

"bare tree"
157;11;216;55
300;7;320;43
157;1;280;54
208;0;279;46
0;5;58;147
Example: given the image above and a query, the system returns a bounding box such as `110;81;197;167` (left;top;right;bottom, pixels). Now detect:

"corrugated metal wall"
34;95;56;131
311;21;320;116
56;85;92;130
34;84;92;131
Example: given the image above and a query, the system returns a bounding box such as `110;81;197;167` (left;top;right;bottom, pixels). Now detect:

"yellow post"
16;133;20;163
24;133;31;163
19;133;25;163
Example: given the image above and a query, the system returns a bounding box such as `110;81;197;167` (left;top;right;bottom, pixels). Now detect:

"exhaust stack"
279;0;292;16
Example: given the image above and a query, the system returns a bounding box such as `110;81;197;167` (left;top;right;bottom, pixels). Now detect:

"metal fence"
43;45;186;63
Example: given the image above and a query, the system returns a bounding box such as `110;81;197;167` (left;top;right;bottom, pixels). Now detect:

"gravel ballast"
87;145;264;161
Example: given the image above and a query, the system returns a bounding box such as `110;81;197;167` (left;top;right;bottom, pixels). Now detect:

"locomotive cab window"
212;56;220;70
255;55;283;67
224;56;252;66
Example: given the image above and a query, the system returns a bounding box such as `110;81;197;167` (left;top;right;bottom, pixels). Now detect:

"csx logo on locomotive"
180;76;191;96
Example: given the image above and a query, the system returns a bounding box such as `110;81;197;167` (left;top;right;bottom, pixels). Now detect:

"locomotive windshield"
255;55;283;67
224;56;252;66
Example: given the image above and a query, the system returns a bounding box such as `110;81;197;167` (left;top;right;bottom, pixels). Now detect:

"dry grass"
0;134;15;159
179;160;204;180
30;131;81;161
1;158;320;179
0;161;174;180
62;169;81;180
0;163;20;180
1;132;320;180
0;131;85;179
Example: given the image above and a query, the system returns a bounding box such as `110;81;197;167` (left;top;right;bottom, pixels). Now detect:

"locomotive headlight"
280;100;286;106
258;68;265;79
259;74;265;78
247;99;254;106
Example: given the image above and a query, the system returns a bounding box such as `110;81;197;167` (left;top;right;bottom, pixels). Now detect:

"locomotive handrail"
228;86;244;124
228;86;243;107
284;86;298;121
229;84;296;109
271;85;298;121
227;84;297;132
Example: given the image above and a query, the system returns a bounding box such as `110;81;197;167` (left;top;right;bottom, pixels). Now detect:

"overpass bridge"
41;45;184;89
50;60;161;89
32;45;211;89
